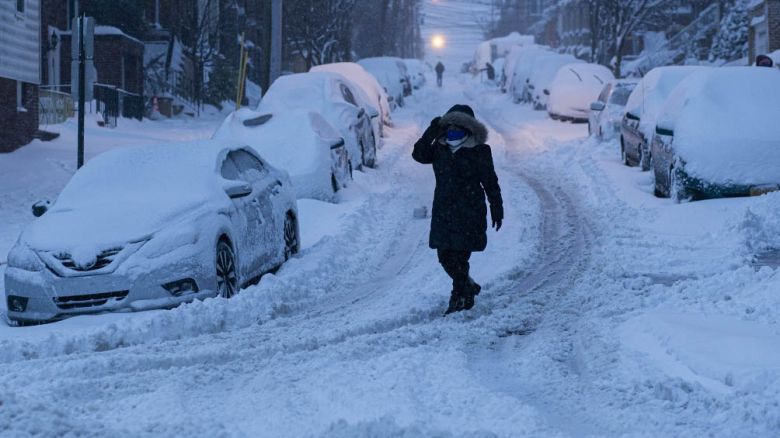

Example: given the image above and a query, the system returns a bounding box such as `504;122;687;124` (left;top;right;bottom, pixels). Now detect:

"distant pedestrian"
756;54;774;68
435;61;445;87
412;104;503;315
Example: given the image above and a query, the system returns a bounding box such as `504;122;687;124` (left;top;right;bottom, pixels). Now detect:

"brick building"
749;0;780;62
1;0;41;152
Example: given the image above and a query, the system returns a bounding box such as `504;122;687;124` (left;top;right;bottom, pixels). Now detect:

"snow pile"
624;66;708;141
547;63;614;119
737;191;780;253
656;67;780;184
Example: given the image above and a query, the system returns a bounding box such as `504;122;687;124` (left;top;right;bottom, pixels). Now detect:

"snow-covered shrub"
709;0;749;63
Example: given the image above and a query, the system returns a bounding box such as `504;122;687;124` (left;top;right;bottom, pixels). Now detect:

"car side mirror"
32;200;50;217
224;181;253;199
590;101;605;112
625;111;640;121
357;108;366;119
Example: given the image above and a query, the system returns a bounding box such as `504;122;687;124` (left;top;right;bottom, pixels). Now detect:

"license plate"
750;184;780;196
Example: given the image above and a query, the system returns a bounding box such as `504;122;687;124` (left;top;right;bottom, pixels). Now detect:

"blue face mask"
446;128;467;142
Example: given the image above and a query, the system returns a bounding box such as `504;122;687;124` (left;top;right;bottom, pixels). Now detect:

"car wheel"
216;239;238;298
331;172;339;194
641;150;652;172
620;138;629;165
364;132;377;168
283;212;299;261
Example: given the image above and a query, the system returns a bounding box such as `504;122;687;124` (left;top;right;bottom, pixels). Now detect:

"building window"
16;0;25;13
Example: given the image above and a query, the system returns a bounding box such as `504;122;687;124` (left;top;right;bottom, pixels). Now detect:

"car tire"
216;239;238;299
363;132;377;168
641;150;652;172
331;172;339;194
620;138;629;166
284;212;300;261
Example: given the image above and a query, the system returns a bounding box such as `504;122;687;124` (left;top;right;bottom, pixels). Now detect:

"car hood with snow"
655;67;780;185
21;140;241;254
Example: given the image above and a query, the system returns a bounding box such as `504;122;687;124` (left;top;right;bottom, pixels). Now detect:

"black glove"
421;116;442;143
490;204;503;231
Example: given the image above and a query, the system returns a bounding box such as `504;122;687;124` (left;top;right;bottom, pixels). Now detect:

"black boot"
444;290;465;315
467;277;481;296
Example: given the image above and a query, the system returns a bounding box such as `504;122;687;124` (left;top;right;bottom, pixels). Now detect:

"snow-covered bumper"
4;246;216;323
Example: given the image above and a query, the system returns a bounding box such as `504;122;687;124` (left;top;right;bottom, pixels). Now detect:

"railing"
94;84;144;127
38;88;74;126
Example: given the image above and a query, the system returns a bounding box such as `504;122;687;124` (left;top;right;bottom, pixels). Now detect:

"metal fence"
38;88;75;126
94;84;144;127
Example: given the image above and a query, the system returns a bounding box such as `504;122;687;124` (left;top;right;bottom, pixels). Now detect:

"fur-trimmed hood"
437;111;488;146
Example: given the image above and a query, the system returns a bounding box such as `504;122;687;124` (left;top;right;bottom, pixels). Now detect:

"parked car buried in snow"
311;62;392;137
526;52;582;110
620;66;707;170
358;57;412;108
259;71;378;170
214;108;351;201
651;67;780;201
4;140;300;324
588;79;637;140
547;63;614;122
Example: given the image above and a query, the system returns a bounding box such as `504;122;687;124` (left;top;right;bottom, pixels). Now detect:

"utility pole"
262;0;283;95
77;14;85;169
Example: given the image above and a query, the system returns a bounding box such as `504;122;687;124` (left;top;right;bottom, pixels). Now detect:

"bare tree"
283;0;356;70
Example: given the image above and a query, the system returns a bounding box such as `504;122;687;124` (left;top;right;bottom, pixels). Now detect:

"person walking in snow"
435;61;445;87
412;104;503;315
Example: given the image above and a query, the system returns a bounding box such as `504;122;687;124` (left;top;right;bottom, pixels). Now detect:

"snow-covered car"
358;57;411;107
259;71;377;169
214;108;351;201
507;46;551;102
547;63;615;122
620;66;707;170
311;62;392;137
651;67;780;201
4;140;300;324
403;58;428;89
588;79;637;140
527;53;582;110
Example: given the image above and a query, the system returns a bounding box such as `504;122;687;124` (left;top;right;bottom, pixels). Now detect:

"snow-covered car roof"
656;67;780;184
258;72;344;114
311;62;390;118
548;63;615;116
624;66;709;140
23;140;247;251
214;108;341;178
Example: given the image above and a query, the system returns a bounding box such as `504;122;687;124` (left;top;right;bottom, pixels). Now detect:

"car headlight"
6;243;43;272
139;225;200;259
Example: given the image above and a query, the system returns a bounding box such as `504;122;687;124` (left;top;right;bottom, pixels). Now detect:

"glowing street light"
431;34;446;50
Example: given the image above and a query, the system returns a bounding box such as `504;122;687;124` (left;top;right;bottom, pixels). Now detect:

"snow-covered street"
2;71;780;436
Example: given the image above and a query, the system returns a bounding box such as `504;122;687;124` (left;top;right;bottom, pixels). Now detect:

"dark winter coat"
412;111;503;252
435;62;445;75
